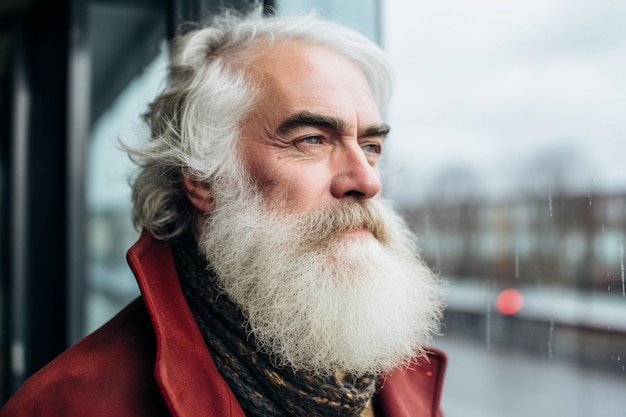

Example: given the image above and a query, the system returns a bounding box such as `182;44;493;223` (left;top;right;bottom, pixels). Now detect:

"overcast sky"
382;0;626;204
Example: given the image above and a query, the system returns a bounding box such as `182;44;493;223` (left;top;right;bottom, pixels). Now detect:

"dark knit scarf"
171;233;376;417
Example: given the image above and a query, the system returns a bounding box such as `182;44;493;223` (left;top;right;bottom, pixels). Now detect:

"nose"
330;143;381;200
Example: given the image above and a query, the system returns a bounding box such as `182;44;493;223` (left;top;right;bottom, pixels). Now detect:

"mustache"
297;200;390;247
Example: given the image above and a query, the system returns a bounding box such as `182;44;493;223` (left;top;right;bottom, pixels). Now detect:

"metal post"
5;0;70;397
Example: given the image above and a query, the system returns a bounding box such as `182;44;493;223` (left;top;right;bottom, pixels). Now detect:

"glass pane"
86;0;166;334
384;1;626;416
276;0;381;44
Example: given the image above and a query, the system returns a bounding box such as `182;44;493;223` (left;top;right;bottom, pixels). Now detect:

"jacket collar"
127;230;245;417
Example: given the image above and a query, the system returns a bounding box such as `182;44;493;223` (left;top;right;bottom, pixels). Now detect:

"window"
85;0;166;332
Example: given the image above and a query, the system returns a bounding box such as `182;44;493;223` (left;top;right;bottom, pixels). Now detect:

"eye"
297;135;323;145
361;143;382;155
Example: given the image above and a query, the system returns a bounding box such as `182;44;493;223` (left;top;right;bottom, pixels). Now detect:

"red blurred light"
496;289;523;315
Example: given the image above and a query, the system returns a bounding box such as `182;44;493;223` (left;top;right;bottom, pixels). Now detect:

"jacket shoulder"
0;298;169;417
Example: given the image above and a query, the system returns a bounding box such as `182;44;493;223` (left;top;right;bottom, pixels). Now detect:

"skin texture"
240;40;389;214
184;40;389;218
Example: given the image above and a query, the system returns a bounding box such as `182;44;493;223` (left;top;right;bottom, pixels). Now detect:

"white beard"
197;165;444;378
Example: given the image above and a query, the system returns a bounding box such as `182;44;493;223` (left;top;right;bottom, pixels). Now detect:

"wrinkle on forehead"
247;40;372;99
239;39;384;145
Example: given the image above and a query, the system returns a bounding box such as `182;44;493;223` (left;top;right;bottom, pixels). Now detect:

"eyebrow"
276;110;390;139
276;111;346;136
362;123;391;138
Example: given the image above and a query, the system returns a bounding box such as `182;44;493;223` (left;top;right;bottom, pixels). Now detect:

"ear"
182;175;213;212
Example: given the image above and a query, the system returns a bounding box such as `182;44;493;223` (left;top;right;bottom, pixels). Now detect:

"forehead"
247;40;381;127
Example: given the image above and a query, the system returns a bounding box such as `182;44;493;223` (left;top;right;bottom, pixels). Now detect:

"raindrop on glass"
619;245;626;297
548;318;555;360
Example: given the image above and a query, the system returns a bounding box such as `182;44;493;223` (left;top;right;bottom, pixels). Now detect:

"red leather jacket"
0;231;446;416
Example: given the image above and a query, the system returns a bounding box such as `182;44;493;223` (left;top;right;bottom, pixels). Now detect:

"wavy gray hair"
126;5;394;240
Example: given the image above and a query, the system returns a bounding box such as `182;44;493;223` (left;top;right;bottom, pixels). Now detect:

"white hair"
126;5;394;239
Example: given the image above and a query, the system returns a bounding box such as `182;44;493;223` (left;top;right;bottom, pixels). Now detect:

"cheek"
261;166;332;212
242;147;280;190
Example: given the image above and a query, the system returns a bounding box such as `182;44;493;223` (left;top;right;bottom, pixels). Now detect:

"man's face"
240;41;389;230
196;41;442;378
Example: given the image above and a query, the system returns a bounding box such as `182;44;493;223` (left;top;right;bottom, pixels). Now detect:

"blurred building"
404;191;626;292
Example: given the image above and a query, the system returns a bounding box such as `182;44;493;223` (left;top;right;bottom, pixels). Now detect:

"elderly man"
1;6;445;417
